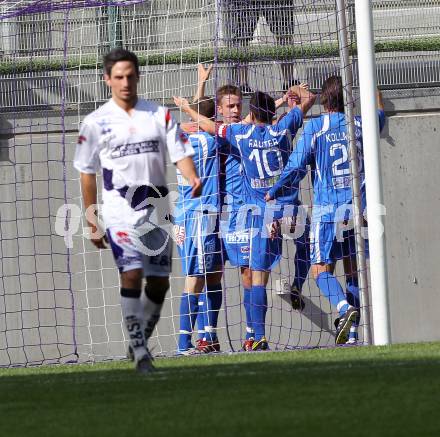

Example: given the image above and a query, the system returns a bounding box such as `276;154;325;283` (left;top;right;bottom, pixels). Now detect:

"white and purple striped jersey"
268;110;386;222
74;98;194;227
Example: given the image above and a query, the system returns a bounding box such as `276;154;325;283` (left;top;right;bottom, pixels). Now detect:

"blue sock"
293;231;310;290
196;292;206;340
178;292;198;351
348;324;359;342
243;288;255;340
315;272;349;317
205;283;222;342
346;277;361;330
346;278;360;308
250;285;267;341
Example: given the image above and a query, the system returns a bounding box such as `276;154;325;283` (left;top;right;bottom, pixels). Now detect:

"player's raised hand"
173;96;190;110
198;63;213;83
190;176;202;198
299;82;310;91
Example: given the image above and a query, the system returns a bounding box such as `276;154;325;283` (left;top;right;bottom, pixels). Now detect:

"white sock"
143;295;164;342
121;296;146;362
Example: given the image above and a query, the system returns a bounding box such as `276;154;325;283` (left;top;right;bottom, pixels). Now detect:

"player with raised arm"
182;69;257;350
175;96;223;355
215;84;257;350
217;88;315;350
266;76;386;344
74;48;201;373
176;86;316;349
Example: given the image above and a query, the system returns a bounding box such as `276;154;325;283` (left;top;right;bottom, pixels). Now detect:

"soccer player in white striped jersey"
266;76;386;344
74;49;201;373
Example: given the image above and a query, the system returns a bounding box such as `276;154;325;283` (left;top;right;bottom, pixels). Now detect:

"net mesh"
0;0;439;366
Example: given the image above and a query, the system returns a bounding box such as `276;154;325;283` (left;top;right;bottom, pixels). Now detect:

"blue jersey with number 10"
268;110;386;222
218;107;303;207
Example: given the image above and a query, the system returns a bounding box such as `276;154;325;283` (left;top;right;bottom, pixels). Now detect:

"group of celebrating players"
74;48;385;373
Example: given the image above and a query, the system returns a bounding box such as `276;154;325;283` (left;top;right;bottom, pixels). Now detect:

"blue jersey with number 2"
268;110;386;222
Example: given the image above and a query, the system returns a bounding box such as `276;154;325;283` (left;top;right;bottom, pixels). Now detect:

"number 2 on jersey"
330;142;350;177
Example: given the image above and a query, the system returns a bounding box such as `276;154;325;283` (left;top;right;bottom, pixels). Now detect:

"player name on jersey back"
250;175;280;189
248;137;279;149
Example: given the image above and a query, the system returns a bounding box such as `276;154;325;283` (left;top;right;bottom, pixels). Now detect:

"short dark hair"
321;75;344;112
190;96;215;119
249;91;276;124
216;85;242;105
103;48;140;77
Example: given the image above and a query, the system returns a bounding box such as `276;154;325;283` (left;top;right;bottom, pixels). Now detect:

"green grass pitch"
1;342;439;437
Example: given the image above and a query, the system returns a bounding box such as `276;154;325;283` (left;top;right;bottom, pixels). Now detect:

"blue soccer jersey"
217;137;245;211
175;131;219;214
267;110;386;222
174;131;222;275
217;107;303;208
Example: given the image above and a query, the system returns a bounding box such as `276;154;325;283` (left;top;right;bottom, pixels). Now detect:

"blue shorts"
248;206;283;272
173;210;222;276
220;209;250;267
310;221;369;265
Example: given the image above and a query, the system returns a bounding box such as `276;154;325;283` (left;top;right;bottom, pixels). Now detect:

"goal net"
1;0;439;366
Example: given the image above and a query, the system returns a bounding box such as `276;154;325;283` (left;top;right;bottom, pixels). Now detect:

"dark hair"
190;96;215;119
103;48;140;77
249;91;276;124
321;75;344;112
216;85;242;105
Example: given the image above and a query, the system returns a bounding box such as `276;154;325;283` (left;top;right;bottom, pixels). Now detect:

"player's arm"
173;96;216;135
79;173;107;249
192;64;213;103
265;126;313;201
377;88;384;112
290;84;316;116
74;123;107;249
175;157;202;197
377;88;386;131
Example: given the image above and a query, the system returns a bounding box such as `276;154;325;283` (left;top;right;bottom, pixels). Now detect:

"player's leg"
179;275;205;354
143;275;169;343
196;291;207;342
193;211;224;352
240;266;255;350
291;218;310;310
248;212;282;350
106;227;153;372
310;222;358;344
200;270;223;352
120;269;154;369
222;208;253;349
173;211;203;354
250;269;271;350
342;230;361;344
139;219;172;356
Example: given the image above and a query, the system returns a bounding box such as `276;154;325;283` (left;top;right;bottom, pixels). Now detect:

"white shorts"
106;216;172;276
